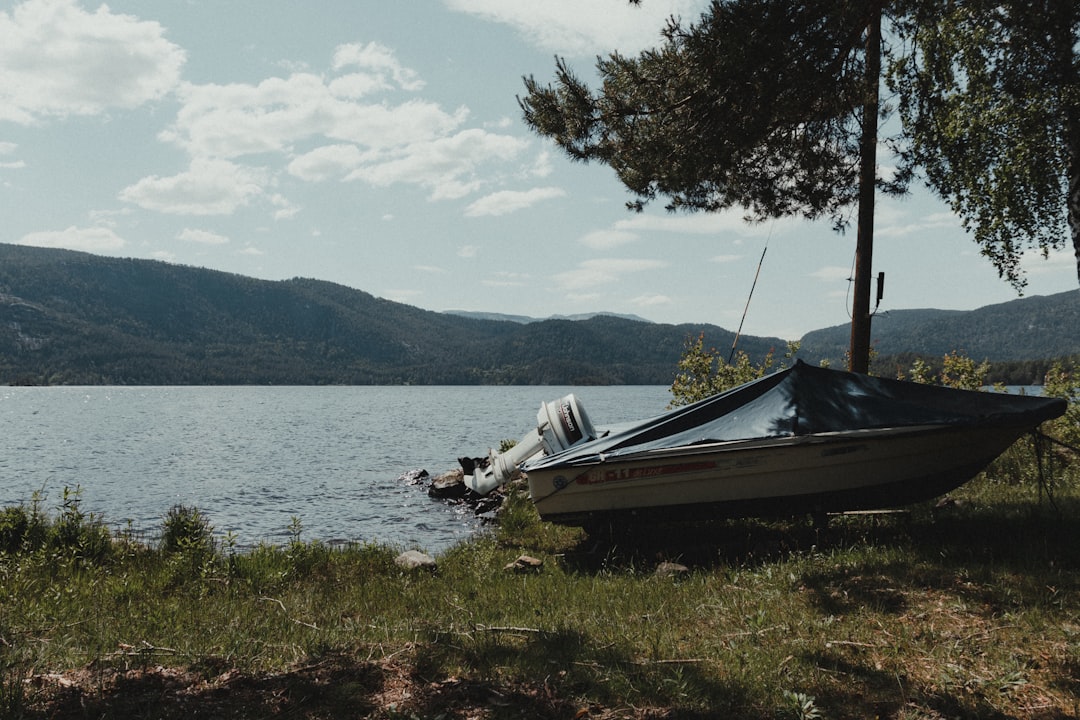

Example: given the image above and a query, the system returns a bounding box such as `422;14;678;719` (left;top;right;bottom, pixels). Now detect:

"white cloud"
809;266;852;282
288;144;365;182
158;54;530;203
630;293;672;307
482;271;529;287
177;228;229;246
0;0;184;124
613;210;788;236
163;74;338;158
710;254;742;264
328;73;390;100
444;0;708;55
334;99;472;151
458;244;479;258
527;150;554;178
875;210;959;239
565;291;603;303
163;74;467;160
119;159;266;215
464;186;566;217
580;229;638;250
1021;246;1077;277
332;42;424;92
17;225;125;253
88;207;133;224
554;258;667;290
346;128;529;200
270;194;300;220
0;141;22;167
385;288;423;303
124;40;533;213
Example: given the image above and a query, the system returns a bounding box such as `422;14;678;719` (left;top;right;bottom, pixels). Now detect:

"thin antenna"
729;237;770;364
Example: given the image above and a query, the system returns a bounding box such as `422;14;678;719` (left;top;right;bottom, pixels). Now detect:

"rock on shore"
396;468;505;519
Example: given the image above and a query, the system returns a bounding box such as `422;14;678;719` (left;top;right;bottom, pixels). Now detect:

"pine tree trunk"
849;5;881;374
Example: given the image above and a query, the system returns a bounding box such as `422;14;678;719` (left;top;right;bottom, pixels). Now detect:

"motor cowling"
464;394;597;495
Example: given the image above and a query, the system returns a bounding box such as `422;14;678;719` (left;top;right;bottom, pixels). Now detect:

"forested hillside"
0;244;780;385
799;292;1080;366
2;243;1076;385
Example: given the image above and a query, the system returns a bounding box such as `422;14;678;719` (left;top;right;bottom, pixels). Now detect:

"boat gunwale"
525;420;1043;471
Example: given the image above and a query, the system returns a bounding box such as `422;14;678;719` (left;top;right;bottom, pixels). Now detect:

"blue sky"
1;0;1076;342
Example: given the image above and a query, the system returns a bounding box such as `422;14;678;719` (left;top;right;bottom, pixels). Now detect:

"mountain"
444;310;653;324
0;243;781;385
799;291;1080;365
2;243;1075;385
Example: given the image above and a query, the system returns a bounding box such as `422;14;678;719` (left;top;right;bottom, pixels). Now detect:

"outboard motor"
464;394;597;495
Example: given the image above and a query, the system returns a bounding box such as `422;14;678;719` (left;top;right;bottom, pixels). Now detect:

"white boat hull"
525;423;1030;525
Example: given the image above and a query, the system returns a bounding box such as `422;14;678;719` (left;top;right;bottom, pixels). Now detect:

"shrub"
47;487;113;563
0;668;26;720
905;350;990;389
0;507;29;554
1044;360;1080;450
669;334;798;407
160;504;214;555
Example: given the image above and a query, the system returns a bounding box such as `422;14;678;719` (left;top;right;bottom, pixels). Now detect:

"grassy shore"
1;443;1078;719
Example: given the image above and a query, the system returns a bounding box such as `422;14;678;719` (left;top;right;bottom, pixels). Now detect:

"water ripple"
0;385;670;552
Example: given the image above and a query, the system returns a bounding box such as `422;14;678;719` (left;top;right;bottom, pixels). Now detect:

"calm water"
0;385;671;552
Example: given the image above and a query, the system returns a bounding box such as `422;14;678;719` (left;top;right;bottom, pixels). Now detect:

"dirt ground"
17;654;675;720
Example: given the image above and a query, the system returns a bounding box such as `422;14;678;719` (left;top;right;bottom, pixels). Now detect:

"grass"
0;448;1078;719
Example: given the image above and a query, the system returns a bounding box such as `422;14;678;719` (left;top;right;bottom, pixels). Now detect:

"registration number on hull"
572;460;720;486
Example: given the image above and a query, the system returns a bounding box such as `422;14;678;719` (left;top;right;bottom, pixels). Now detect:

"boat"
463;361;1067;526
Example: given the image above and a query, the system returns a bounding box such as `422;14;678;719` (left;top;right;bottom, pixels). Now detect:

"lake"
0;385;672;553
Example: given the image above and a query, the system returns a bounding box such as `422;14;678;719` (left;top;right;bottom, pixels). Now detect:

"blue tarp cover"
525;361;1067;470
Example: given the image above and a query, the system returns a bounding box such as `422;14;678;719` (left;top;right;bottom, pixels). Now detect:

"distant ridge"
0;243;777;385
799;291;1080;365
0;243;1075;385
444;310;653;324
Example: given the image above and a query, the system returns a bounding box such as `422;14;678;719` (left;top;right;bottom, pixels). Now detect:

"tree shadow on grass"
817;501;1080;616
799;649;1036;720
558;495;1080;582
558;512;893;574
17;640;747;720
21;654;385;719
413;625;754;719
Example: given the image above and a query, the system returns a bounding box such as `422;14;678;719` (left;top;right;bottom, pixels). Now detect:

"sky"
1;0;1077;342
